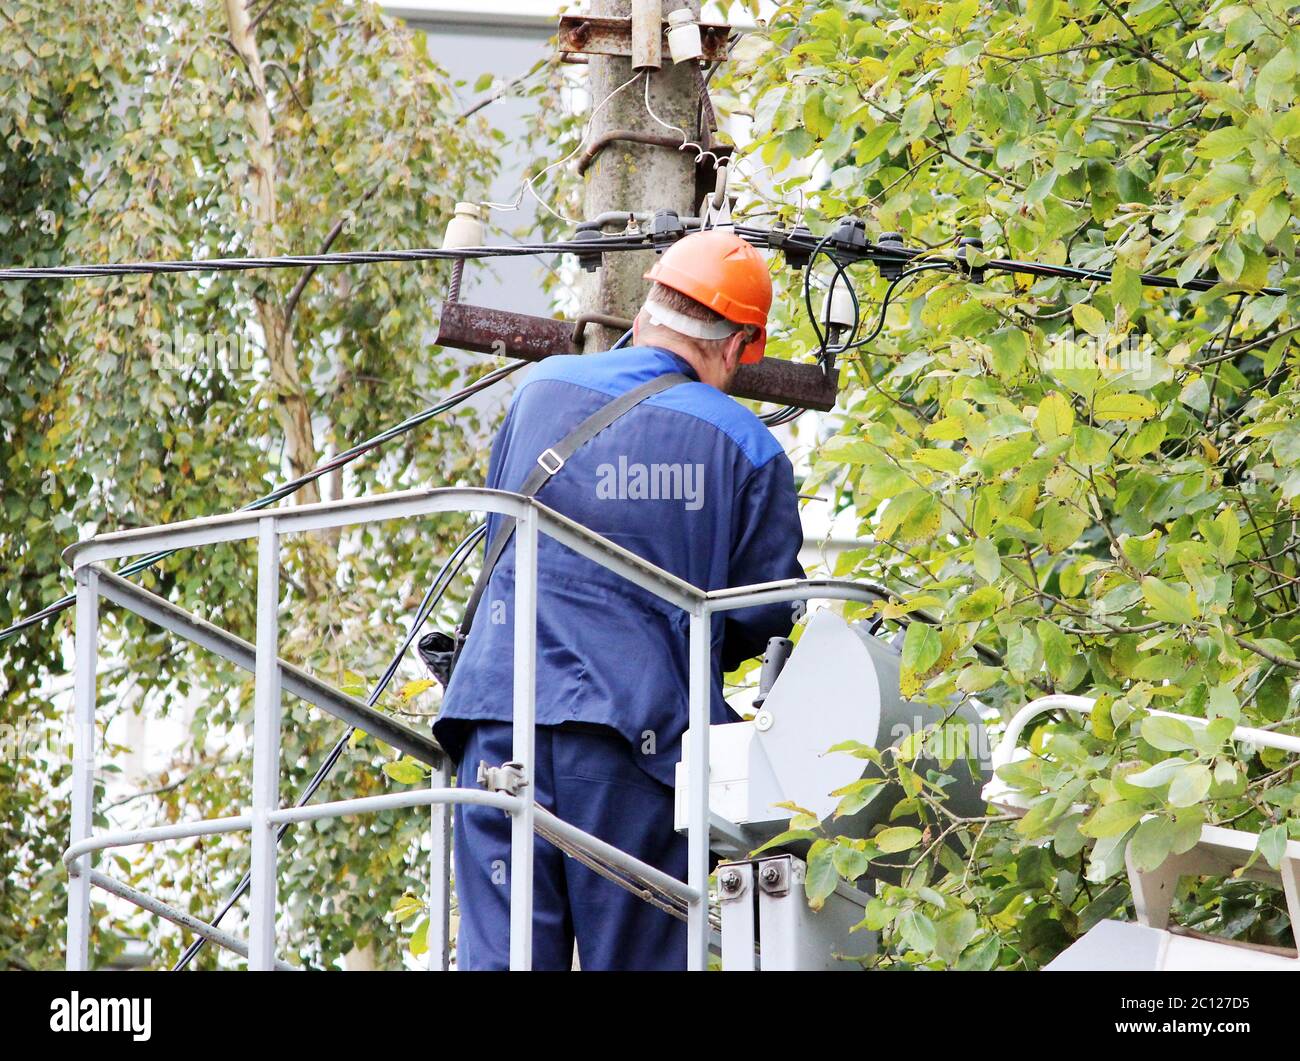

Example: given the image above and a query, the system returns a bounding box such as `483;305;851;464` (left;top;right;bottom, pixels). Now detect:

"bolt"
720;870;742;894
761;864;781;886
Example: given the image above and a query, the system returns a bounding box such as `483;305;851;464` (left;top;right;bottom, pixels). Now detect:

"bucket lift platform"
59;486;920;971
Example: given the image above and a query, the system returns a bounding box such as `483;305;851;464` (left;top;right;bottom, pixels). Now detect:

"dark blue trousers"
453;721;687;970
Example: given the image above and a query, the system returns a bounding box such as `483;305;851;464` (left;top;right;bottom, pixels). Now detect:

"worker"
433;229;805;970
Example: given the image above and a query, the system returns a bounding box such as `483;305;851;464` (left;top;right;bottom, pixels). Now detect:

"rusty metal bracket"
572;312;634;346
576;128;733;179
436;301;838;412
558;14;732;63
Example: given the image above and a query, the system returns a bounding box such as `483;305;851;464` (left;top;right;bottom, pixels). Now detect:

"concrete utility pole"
579;0;704;352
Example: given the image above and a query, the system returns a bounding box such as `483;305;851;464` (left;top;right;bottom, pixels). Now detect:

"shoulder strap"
457;371;689;641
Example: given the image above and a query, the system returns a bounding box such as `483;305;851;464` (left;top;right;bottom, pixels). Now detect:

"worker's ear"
631;309;645;344
722;328;747;371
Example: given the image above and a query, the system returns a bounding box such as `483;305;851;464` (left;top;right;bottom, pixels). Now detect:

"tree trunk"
223;0;320;507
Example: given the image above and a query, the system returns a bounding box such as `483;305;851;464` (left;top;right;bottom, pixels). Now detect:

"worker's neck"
634;326;732;392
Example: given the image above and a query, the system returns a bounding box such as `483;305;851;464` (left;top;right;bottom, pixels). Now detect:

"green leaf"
973;537;1001;583
896;908;937;954
804;840;840;911
1142;715;1199;752
1124;757;1187;788
1080;800;1144;838
749;828;819;856
934;908;978;964
1141;576;1199;624
957;664;1003;692
901;621;942;675
1167;763;1212;808
1257;824;1288;870
1194;126;1253;160
831;843;872;881
956;933;1001;970
875;826;923;853
1129;817;1175;872
954;584;1001;621
1042;500;1087;553
1213;508;1240;564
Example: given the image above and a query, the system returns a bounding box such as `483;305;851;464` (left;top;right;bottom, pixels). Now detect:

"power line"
2;219;1287;641
1;222;1283;297
0;235;653;282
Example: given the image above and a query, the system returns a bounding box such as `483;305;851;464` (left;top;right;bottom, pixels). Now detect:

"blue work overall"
435;345;804;970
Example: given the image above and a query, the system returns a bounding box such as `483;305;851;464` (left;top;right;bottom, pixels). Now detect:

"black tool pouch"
417;630;460;690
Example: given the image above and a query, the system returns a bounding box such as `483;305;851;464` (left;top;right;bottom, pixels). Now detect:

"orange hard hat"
643;230;772;364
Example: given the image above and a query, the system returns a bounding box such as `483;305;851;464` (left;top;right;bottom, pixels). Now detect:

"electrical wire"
641;70;722;169
4;220;1287;637
173;523;487;970
480;70;646;226
0;235;656;282
761;232;859;428
2;223;1281;297
845;263;952;351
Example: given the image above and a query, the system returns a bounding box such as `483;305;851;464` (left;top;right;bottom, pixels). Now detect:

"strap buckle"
536;448;564;475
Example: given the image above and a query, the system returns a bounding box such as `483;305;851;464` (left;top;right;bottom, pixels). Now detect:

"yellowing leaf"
1094;393;1155;421
1042;500;1088;553
1072;303;1108;337
914;447;965;474
875;826;923;853
1035;392;1075;441
400;678;437;701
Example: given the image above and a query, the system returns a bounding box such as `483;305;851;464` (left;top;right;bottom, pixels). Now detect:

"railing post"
248;518;282;970
509;504;539;970
67;565;99;970
427;760;452;971
687;606;711;970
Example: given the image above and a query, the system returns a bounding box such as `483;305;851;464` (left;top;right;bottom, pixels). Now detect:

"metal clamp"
536;449;565;475
476;760;527;796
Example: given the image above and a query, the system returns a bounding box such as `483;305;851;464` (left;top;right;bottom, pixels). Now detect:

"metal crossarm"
62;486;882;971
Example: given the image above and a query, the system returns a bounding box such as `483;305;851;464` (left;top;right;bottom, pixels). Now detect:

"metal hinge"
476;760;527;796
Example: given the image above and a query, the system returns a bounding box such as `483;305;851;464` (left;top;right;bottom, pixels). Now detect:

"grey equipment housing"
675;609;990;859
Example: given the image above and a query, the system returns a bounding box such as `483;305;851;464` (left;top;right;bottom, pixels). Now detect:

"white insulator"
823;281;857;329
442;202;484;250
666;8;703;64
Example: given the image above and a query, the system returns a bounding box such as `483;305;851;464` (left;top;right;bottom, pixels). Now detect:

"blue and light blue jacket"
435;345;805;787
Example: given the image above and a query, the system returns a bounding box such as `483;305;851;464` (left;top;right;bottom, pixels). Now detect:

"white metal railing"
62;486;881;971
988;694;1300;965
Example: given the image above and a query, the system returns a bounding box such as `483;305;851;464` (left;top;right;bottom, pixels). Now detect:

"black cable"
6;220;1287;640
0;221;1284;295
0;235;656;282
0;361;524;644
762;234;862;428
173;523;486;970
846;263;952;351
